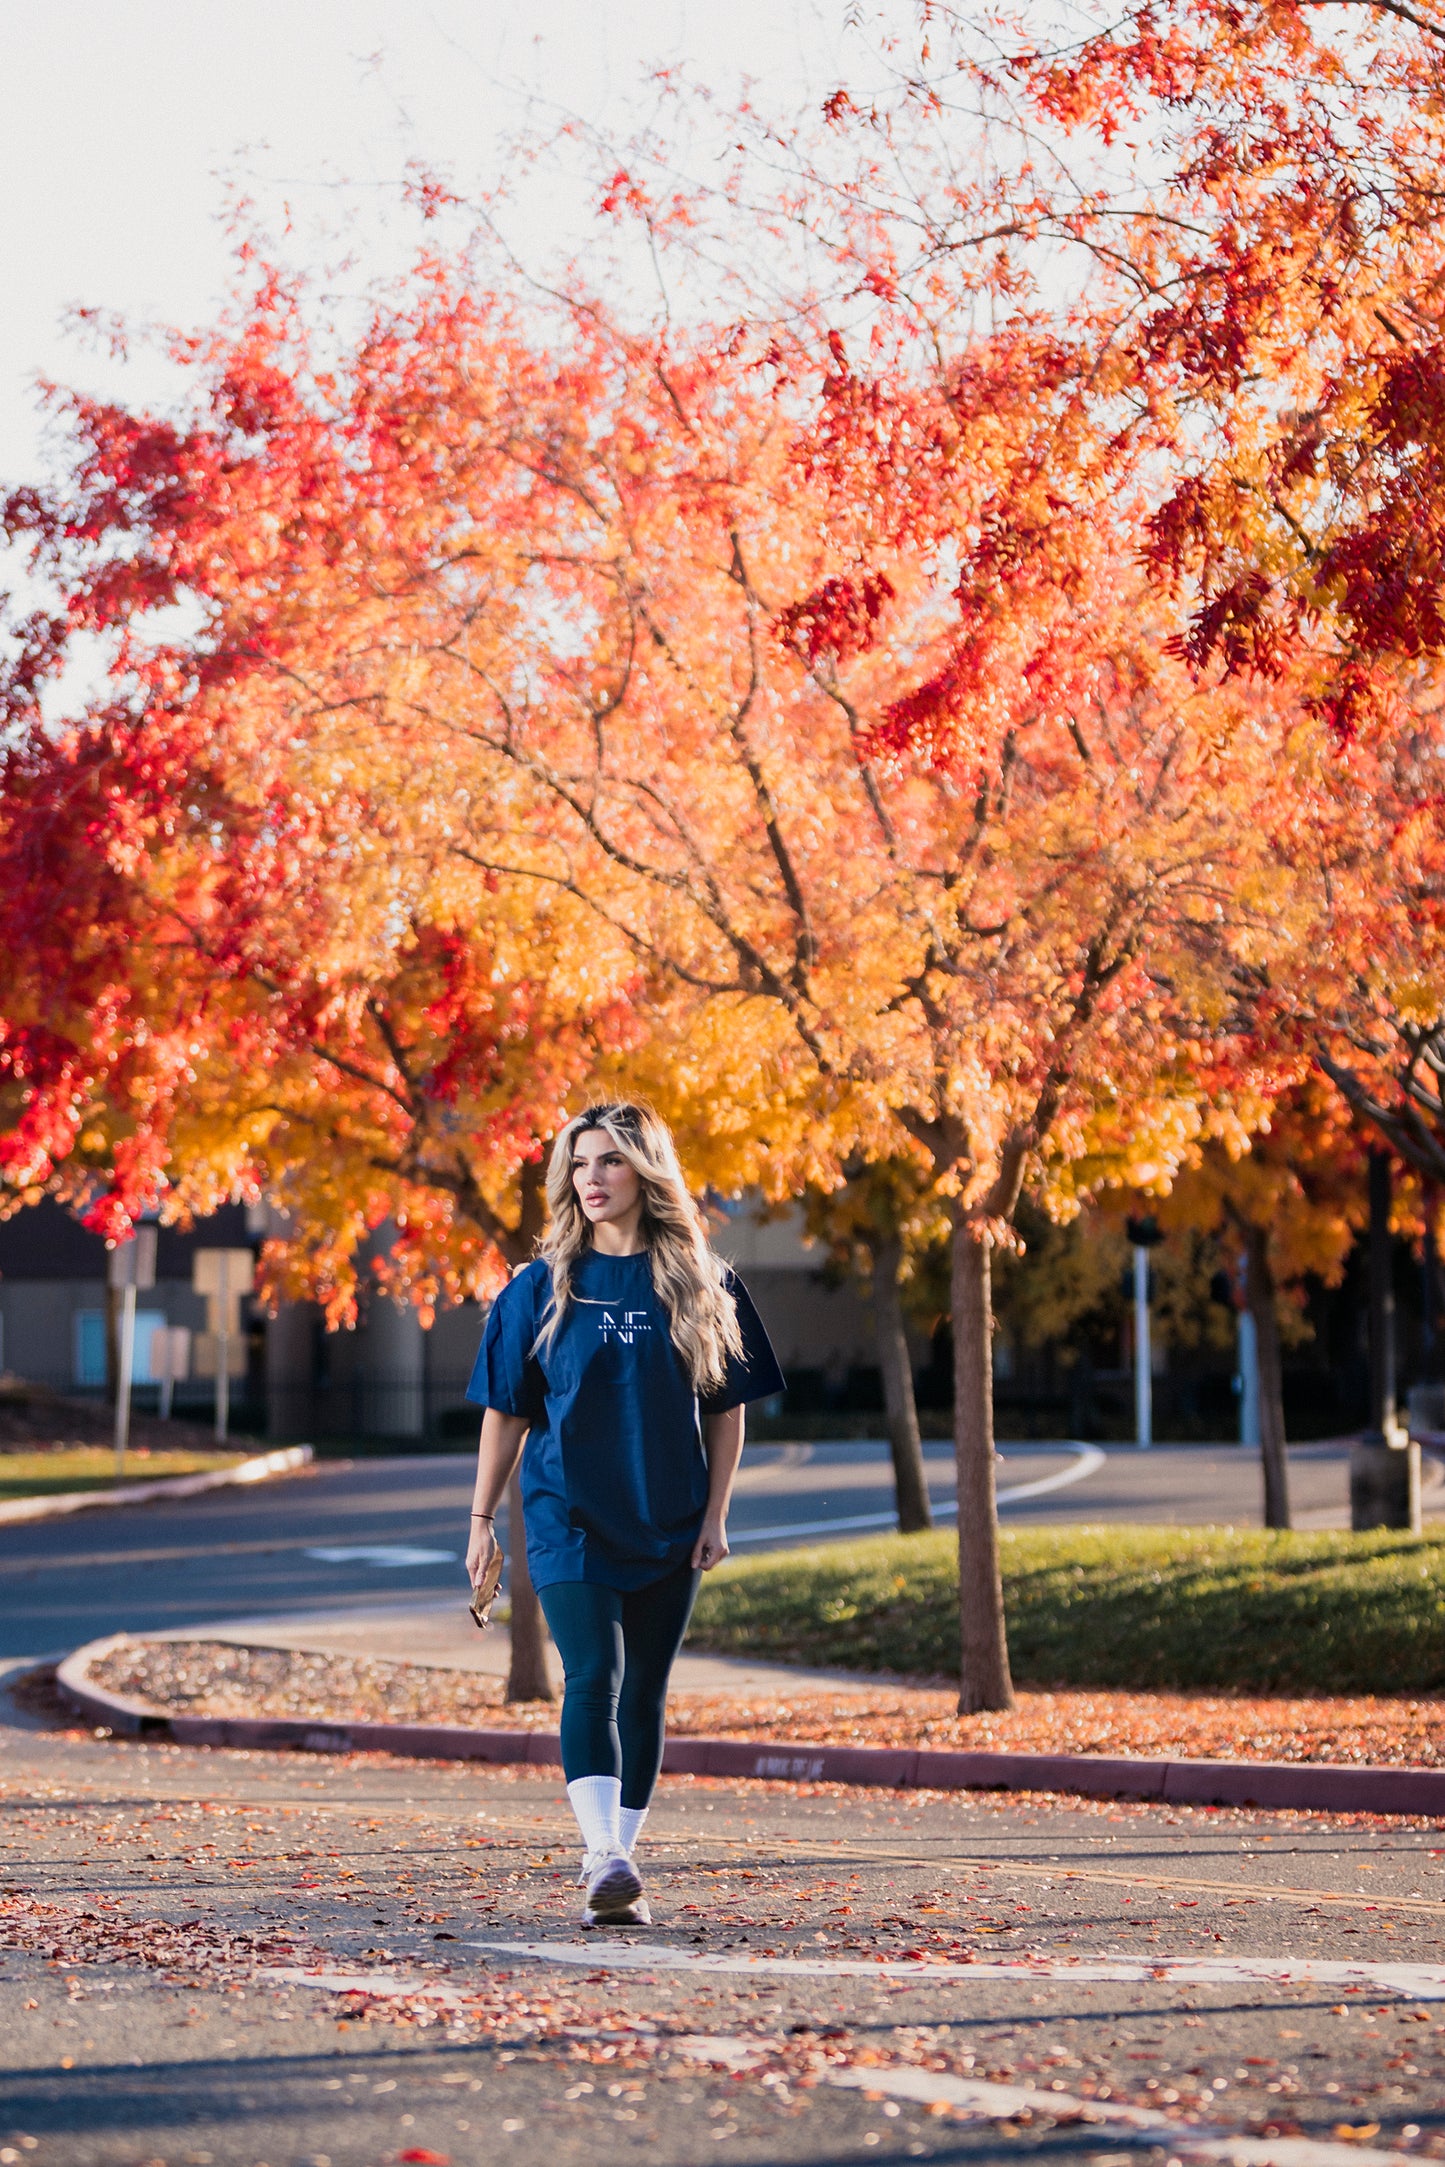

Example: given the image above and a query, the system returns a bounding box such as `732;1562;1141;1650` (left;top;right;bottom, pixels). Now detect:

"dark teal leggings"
538;1561;701;1808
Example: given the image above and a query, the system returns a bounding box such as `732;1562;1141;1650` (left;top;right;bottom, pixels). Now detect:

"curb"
0;1445;316;1525
51;1632;1445;1817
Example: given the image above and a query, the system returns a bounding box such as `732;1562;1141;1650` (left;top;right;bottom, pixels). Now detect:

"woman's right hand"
466;1515;500;1590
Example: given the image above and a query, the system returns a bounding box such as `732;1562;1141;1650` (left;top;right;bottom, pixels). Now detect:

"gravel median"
87;1635;1445;1767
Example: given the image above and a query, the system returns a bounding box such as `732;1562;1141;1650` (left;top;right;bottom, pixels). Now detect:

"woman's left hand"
692;1514;730;1571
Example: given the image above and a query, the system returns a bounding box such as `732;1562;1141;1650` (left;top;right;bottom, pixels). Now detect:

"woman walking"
465;1102;784;1926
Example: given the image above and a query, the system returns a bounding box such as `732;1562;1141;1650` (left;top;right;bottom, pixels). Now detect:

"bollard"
1349;1428;1422;1533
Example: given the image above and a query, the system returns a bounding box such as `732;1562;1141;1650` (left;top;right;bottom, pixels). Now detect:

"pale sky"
0;0;851;487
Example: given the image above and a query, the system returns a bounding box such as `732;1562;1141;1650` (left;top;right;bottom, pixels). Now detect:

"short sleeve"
465;1264;546;1419
700;1268;787;1414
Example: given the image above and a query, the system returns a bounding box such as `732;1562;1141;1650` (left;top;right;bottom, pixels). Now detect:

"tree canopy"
10;1;1445;1704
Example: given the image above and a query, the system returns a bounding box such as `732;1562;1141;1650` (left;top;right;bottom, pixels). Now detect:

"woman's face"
571;1128;643;1230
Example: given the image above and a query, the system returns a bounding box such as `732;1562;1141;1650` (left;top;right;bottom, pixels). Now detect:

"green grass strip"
0;1448;248;1502
690;1525;1445;1695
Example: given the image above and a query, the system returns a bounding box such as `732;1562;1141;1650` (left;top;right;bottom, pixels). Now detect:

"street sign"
191;1247;255;1442
107;1226;157;1291
192;1248;255;1300
152;1324;191;1422
192;1330;246;1380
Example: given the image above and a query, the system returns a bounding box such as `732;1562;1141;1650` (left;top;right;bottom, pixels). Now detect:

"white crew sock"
566;1774;622;1857
618;1804;649;1856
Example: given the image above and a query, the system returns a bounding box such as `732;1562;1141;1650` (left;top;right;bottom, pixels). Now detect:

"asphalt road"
0;1442;1395;1662
1;1690;1441;2167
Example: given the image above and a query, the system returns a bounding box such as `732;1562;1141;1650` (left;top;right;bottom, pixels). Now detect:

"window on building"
74;1309;168;1389
132;1312;167;1383
74;1310;106;1388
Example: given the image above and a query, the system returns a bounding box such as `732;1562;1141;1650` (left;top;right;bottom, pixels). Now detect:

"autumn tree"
0;282;673;1702
0;228;1310;1712
673;0;1445;737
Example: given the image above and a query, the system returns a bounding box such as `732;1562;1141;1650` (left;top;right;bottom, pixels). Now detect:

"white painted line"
671;2033;768;2068
826;2058;1155;2128
823;2063;1405;2167
260;1973;1404;2166
729;1445;1105;1545
263;1965;470;2009
730;1508;938;1543
303;1545;457;1568
470;1939;1445;2001
996;1445;1108;1505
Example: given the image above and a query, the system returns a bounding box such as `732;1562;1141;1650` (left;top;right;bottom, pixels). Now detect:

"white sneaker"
579;1847;643;1921
582;1893;652;1929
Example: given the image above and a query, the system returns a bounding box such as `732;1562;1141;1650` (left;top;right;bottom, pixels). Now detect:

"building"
0;1198;261;1414
0;1198;886;1444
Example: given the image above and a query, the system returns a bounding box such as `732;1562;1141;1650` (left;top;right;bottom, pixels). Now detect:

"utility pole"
1126;1216;1162;1449
109;1227;157;1478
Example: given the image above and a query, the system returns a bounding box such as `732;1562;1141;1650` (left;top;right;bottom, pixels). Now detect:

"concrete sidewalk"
143;1596;887;1697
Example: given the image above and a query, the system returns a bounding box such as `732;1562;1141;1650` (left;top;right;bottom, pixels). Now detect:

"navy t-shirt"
466;1247;785;1592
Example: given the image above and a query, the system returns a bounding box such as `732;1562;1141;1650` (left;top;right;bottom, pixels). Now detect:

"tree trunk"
951;1203;1015;1713
872;1234;932;1532
1243;1221;1291;1530
504;1467;554;1703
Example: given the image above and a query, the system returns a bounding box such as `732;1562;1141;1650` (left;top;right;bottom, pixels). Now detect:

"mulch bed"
0;1375;221;1454
89;1637;1445;1767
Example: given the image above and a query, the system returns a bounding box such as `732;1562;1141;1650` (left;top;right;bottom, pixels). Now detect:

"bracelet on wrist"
471;1511;495;1521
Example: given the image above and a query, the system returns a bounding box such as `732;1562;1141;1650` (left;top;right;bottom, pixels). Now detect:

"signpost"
108;1226;158;1477
192;1248;254;1442
153;1325;192;1421
1125;1215;1163;1450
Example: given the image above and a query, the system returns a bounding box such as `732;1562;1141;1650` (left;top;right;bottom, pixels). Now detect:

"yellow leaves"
12;254;1387;1314
1391;978;1441;1027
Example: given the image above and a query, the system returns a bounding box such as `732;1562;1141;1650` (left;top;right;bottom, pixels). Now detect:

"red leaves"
774;573;895;665
598;167;651;219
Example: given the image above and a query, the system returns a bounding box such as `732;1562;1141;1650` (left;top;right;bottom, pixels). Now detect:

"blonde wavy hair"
537;1102;743;1394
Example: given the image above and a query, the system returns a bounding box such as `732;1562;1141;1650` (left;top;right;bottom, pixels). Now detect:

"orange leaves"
0;265;658;1286
0;184;1363;1381
729;0;1445;714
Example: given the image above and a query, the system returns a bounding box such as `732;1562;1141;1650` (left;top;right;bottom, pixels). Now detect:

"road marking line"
815;1846;1445;1920
263;1965;470;2008
469;1939;1445;1999
304;1546;457;1568
820;2062;1404;2167
0;1524;465;1572
255;1973;1406;2167
994;1446;1109;1505
436;1818;1445;1920
729;1446;1104;1546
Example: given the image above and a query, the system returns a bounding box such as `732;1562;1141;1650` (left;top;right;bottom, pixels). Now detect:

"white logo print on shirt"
598;1307;652;1346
